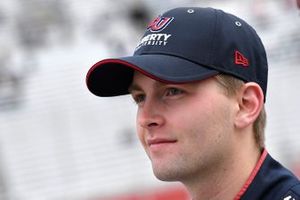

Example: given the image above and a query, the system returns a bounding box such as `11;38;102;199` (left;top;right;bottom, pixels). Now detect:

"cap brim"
86;54;219;97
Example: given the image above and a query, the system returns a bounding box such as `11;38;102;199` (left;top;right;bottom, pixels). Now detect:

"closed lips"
147;138;177;146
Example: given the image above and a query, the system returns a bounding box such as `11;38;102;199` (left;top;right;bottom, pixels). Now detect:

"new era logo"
235;50;249;67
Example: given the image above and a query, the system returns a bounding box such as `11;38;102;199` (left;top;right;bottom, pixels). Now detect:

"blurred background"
0;0;299;199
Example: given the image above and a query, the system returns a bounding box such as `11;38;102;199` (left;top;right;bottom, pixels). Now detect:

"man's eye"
166;88;183;96
133;94;145;104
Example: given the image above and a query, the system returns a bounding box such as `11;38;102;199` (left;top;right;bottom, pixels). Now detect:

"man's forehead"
129;70;218;93
129;71;164;93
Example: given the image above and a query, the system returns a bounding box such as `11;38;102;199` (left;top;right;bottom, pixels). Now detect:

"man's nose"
137;99;165;129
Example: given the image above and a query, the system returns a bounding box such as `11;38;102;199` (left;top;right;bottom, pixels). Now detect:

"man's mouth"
147;138;177;146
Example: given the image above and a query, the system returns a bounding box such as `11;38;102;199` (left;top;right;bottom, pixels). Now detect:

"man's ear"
234;82;264;129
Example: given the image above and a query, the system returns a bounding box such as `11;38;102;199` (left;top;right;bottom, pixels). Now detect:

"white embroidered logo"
284;195;295;200
135;33;172;50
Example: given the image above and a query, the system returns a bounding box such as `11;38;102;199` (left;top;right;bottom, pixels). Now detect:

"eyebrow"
128;83;142;94
128;80;168;94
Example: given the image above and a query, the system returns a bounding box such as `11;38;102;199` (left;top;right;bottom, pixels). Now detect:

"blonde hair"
215;74;266;148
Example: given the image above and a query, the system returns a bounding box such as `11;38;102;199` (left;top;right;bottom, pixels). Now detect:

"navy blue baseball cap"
86;7;268;100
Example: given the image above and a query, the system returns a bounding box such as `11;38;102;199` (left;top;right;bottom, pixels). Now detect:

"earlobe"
234;83;264;129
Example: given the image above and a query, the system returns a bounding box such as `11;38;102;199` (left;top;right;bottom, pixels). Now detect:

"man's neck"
184;145;262;200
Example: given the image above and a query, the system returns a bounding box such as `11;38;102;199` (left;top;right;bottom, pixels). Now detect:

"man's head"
85;7;268;181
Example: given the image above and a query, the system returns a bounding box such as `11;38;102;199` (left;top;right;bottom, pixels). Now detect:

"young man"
86;7;300;200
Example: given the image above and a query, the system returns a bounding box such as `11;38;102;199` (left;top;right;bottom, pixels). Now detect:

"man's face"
129;72;238;183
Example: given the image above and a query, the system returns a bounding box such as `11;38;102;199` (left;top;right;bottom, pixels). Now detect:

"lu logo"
147;16;174;32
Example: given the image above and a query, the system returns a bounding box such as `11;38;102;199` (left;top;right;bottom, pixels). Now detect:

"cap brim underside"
86;54;219;97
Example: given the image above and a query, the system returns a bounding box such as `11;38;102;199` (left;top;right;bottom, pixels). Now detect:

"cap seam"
209;9;219;65
138;52;214;70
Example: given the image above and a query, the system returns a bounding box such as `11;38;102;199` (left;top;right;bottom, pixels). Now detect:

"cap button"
235;21;242;26
187;9;194;14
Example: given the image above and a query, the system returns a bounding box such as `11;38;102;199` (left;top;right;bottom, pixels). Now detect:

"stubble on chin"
150;153;200;182
152;163;183;182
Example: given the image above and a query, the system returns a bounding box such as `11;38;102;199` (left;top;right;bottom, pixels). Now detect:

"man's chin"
152;167;181;182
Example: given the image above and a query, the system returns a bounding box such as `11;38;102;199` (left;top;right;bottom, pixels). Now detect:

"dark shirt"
234;149;300;200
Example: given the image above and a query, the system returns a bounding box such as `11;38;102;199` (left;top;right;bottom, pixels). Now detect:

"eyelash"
131;87;185;105
133;94;145;104
165;87;184;96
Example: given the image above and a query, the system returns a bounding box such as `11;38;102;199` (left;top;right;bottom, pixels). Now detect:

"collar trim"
234;149;268;200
